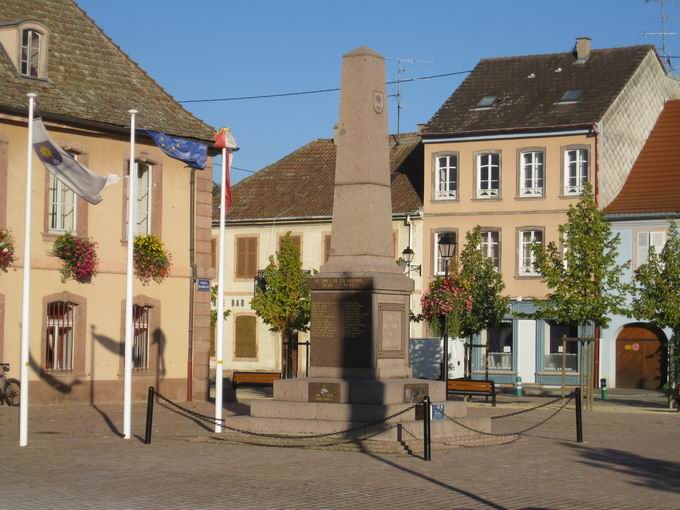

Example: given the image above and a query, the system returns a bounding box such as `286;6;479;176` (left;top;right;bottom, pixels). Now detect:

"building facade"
214;134;426;378
420;40;680;388
0;0;215;403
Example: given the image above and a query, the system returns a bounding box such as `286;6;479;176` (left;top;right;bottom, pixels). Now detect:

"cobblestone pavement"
0;395;678;510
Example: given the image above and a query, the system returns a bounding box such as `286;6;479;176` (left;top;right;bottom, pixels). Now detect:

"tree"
210;285;230;328
533;184;630;330
250;232;311;378
632;220;680;405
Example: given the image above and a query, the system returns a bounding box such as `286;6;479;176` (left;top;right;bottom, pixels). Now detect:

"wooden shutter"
323;234;332;263
234;315;257;359
278;234;301;252
246;237;258;277
211;239;217;269
393;230;398;258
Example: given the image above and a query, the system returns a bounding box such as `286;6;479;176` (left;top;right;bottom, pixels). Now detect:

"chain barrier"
444;393;574;438
490;394;570;420
155;391;417;441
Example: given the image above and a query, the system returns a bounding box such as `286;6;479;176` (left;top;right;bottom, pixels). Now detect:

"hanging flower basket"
52;232;99;283
420;276;472;337
0;228;16;273
134;234;172;285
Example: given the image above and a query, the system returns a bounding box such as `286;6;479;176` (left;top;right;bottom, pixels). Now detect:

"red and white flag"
214;128;237;210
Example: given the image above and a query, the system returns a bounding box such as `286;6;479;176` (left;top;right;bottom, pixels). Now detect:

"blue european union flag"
144;130;207;170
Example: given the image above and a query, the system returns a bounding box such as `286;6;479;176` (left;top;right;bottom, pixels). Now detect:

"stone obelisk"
308;46;415;381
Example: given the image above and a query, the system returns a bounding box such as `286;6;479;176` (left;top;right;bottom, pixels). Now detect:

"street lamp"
437;233;456;389
401;246;421;276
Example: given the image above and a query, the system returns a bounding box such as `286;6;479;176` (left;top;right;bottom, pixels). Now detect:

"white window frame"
636;231;666;268
476;153;500;198
564;149;588;196
20;29;41;78
132;161;153;237
48;153;78;233
434;155;457;200
519;229;543;276
45;301;75;371
132;304;150;370
519;151;544;197
481;322;513;371
481;230;500;271
543;322;578;372
433;231;456;276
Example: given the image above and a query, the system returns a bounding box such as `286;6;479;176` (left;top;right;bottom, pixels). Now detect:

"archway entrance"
616;325;666;390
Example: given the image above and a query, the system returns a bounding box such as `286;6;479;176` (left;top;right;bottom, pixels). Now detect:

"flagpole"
123;109;137;440
19;92;37;447
215;147;229;433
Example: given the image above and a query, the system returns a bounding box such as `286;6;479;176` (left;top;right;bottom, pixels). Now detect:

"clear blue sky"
77;0;678;184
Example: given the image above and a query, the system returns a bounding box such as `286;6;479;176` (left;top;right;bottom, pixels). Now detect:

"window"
559;89;583;103
323;234;332;264
476;153;500;198
234;315;257;359
132;305;150;370
235;236;258;278
637;231;666;268
433;231;457;276
519;151;544;197
45;302;75;371
564;149;588;196
543;322;578;371
134;162;152;236
20;29;41;78
519;229;543;276
434;155;457;200
47;174;76;233
482;322;513;370
481;230;500;271
475;95;497;109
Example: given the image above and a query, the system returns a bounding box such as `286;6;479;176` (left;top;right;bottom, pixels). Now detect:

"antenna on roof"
642;0;678;69
386;56;433;138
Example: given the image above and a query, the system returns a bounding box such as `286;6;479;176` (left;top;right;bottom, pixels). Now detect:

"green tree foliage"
532;184;629;329
210;285;231;328
632;220;680;393
458;226;510;337
250;232;311;338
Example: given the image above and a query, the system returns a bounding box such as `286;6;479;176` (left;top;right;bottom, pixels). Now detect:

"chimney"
575;37;591;63
416;123;426;134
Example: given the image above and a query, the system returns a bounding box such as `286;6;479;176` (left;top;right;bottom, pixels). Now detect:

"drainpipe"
405;214;413;338
593;124;601;387
187;167;196;402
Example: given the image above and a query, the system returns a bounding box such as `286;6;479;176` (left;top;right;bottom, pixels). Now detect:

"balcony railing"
520;187;543;197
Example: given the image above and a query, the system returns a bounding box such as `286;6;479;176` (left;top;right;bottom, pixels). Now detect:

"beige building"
420;39;680;387
214;133;426;378
0;0;215;403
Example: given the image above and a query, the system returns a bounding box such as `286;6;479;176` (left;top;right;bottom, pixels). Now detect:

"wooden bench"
447;379;496;406
231;371;281;388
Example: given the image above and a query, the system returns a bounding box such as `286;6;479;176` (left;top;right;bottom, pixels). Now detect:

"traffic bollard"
422;395;431;461
515;375;523;397
144;386;155;445
600;378;607;401
575;387;583;443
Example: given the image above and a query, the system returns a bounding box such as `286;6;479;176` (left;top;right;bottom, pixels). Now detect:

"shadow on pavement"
567;444;680;495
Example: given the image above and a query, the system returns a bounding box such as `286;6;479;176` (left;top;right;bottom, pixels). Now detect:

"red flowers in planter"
420;276;473;337
134;234;172;285
0;229;16;273
52;232;99;283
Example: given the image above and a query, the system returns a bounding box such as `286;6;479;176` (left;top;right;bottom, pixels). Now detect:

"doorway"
616;324;666;390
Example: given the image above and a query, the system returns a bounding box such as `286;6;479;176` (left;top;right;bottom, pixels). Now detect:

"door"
616;325;665;389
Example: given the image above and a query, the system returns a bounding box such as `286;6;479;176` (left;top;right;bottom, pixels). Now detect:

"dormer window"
475;95;497;109
559;89;583;103
21;29;42;78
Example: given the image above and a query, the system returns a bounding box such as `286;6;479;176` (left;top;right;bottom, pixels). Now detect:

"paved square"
0;394;678;509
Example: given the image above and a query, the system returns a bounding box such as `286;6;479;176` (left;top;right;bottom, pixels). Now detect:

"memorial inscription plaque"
404;383;428;404
377;302;405;358
308;382;341;403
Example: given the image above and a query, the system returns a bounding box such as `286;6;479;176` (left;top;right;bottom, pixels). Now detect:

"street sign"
196;279;211;292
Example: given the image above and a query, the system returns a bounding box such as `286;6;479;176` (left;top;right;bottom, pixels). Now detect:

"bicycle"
0;364;20;407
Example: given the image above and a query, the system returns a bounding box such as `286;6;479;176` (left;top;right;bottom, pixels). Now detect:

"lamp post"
401;246;421;276
437;233;456;388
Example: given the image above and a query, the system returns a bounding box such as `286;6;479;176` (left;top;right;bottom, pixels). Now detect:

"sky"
76;0;679;184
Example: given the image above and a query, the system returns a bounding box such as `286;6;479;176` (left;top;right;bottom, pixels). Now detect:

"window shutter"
393;230;398;258
246;237;258;277
235;237;247;278
637;232;650;267
235;316;257;359
323;234;331;263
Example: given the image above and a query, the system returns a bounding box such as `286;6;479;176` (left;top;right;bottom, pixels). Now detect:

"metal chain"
155;392;417;440
444;395;574;438
490;393;573;420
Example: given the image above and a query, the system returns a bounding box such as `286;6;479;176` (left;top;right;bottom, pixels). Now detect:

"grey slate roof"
217;133;423;222
423;45;657;137
0;0;214;141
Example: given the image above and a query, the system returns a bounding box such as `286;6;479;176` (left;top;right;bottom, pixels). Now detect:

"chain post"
144;386;155;445
423;395;431;461
575;387;583;443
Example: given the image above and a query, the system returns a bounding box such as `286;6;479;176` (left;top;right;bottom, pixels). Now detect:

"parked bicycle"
0;364;20;406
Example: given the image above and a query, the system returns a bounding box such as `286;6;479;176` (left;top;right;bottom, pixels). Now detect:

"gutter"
605;212;680;221
422;127;592;143
213;210;423;227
